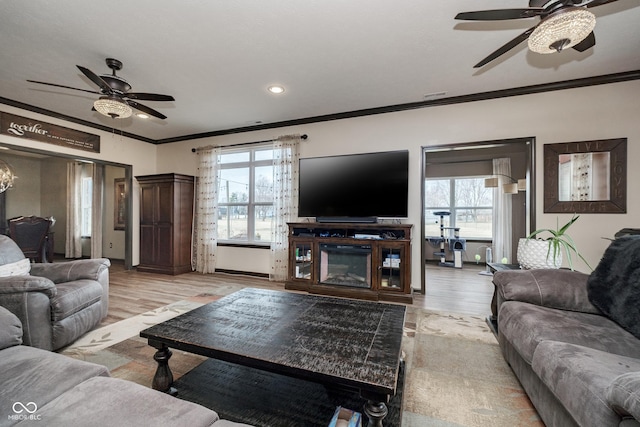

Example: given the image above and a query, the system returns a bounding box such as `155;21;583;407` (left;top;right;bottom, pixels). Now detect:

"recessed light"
268;85;285;94
135;113;149;119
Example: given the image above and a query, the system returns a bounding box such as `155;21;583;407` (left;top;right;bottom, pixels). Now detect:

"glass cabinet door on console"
290;240;313;282
377;243;406;291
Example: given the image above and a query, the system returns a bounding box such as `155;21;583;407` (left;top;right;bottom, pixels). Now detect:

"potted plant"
517;214;592;271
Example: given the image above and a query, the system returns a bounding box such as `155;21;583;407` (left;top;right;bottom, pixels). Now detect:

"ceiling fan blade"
125;93;175;102
27;80;101;95
586;0;620;7
126;100;167;120
474;26;537;68
572;31;596;52
76;65;113;94
456;8;543;21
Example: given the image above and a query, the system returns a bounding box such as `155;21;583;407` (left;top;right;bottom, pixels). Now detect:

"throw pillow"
587;235;640;339
0;258;31;277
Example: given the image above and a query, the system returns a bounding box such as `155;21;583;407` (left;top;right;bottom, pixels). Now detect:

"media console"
286;222;413;303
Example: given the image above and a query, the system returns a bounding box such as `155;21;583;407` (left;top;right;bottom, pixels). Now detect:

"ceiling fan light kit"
94;96;133;119
528;7;596;54
454;0;623;67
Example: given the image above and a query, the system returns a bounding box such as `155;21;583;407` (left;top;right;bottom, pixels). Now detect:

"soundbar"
316;217;378;224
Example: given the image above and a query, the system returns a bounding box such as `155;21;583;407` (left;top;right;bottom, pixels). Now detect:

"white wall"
3;153;42;219
159;79;640;286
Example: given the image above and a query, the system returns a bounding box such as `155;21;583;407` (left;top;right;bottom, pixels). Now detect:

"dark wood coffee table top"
140;288;406;398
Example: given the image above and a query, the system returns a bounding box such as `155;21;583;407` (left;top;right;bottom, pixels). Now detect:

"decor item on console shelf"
517;214;591;270
286;222;413;304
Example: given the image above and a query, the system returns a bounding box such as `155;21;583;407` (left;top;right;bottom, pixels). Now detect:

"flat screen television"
298;150;409;221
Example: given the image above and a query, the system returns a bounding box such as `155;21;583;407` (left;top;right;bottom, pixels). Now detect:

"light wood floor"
105;261;494;324
423;262;495;316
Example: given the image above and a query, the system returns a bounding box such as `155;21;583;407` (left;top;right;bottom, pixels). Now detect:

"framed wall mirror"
544;138;626;213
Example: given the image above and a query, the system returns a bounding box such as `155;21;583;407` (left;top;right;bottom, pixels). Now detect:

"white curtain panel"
65;162;82;258
269;135;301;282
193;147;220;274
91;163;104;258
492;158;513;263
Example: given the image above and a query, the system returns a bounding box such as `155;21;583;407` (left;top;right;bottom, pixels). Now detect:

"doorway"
0;143;133;269
419;138;536;295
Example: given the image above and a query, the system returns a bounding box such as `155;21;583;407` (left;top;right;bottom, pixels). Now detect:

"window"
80;176;92;237
217;146;274;244
424;177;492;239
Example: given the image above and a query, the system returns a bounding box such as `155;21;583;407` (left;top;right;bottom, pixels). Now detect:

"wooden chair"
8;216;51;263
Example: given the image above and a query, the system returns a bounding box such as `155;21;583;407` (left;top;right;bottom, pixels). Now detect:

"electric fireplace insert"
319;243;372;288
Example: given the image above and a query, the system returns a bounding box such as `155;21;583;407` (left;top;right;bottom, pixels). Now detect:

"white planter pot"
517;238;562;270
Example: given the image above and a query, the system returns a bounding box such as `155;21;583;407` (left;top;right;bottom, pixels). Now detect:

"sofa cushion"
0;275;56;297
533;341;640;427
26;376;220;427
0;345;109;424
499;301;640;364
607;372;640;421
52;301;103;350
0;259;31;277
494;268;600;314
30;258;111;284
588;235;640;339
50;280;103;321
0;235;27;265
0;306;22;349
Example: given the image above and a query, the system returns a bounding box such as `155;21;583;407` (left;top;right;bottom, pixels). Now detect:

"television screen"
298;150;409;220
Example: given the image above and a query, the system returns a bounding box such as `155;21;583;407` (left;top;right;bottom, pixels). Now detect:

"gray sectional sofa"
0;305;252;427
493;236;640;427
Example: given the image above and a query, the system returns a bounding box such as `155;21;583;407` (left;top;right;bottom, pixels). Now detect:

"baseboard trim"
215;268;269;279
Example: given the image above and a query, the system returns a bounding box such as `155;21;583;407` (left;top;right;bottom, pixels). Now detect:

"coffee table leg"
363;400;388;427
151;343;177;396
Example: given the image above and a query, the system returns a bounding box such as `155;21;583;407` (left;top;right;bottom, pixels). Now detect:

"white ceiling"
1;0;639;143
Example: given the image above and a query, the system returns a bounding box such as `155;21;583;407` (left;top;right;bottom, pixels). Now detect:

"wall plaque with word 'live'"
0;111;100;153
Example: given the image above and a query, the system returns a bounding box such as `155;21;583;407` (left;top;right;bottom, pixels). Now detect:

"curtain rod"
191;134;307;153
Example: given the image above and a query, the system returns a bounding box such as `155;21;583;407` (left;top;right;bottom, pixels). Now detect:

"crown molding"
2;70;639;145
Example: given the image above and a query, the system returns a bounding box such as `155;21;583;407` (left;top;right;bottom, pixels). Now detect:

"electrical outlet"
109;242;113;248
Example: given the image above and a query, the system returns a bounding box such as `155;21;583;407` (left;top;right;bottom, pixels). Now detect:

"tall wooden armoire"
136;173;194;275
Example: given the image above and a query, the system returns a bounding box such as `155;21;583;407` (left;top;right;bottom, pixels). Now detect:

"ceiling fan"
27;58;174;119
455;0;621;68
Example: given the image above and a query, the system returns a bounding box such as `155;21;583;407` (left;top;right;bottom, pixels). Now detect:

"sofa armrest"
0;275;56;297
493;269;601;314
30;258;111;284
607;372;640;423
0;305;22;349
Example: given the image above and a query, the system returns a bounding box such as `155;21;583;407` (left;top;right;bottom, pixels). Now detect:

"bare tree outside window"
425;177;492;239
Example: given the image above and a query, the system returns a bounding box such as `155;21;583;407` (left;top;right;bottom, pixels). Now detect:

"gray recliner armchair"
0;235;110;351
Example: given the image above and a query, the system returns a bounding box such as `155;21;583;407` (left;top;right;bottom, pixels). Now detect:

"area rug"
63;301;543;427
62;300;204;354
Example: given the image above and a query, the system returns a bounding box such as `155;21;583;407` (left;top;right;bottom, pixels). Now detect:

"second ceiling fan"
455;0;621;68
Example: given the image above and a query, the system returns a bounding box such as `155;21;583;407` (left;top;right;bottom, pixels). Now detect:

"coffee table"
140;288;406;426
